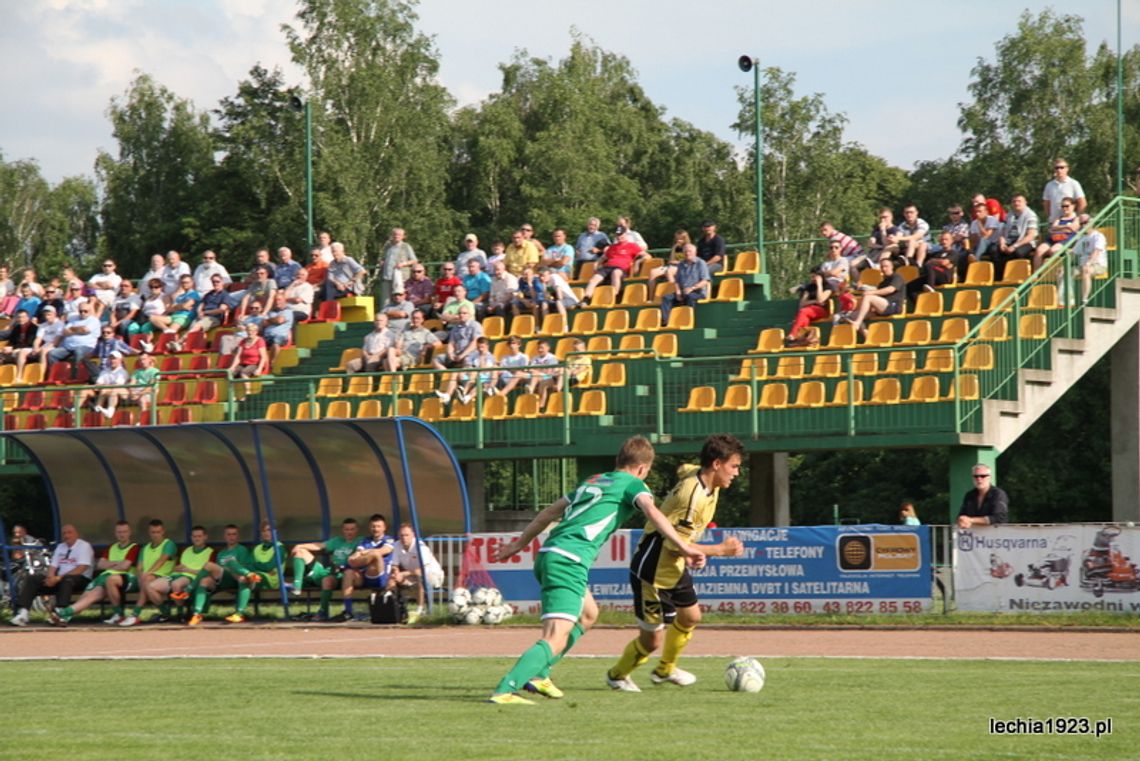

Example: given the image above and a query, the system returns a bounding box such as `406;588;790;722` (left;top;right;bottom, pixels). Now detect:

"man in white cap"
78;350;130;419
455;233;487;273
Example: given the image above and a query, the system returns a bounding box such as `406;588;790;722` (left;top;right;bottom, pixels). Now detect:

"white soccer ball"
450;587;471;608
498;601;513;619
448;601;467;616
472;586;498;606
724;657;766;693
482;605;506;625
462;606;485;625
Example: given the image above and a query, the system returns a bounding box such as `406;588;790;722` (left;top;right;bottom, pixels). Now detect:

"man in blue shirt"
274;247;303;289
661;244;710;323
48;302;101;375
262;291;295;364
461;259;492;318
575;217;610;266
342;513;396;622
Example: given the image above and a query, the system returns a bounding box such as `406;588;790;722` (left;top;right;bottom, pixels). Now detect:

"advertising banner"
954;523;1140;612
469;524;932;616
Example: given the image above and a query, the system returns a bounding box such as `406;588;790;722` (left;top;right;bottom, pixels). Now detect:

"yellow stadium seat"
571;311;599;335
1019;313;1047;340
728;250;760;274
482;315;506;341
586;335;613;355
862;322;894;348
713;278;744;302
620;283;648;307
650;281;672;305
553;337;577;360
988;287;1017;312
635;258;664;279
325;400;352;419
912;291;943;317
666;306;695;330
0;365;16;386
513;393;541;419
391;398;414;416
731;357;768;382
17;364;44;387
634;309;661;332
868;378;901;405
679;386;716;413
417;397;445;422
905;375;941;403
294;400;319;420
523;340;539;359
809;353;842;378
574;390;607;416
946;289;982;316
601;310;630;334
510;314;536;338
758;383;788;409
596;363;626;387
952;374;980;401
329;348;362;372
896;320;931;346
963;261;994;286
1027;284;1059;310
405;372;435;395
376;374;405;395
850;352;879;376
748;328;785;354
618;334;648;357
858;269;883;288
345;375;374;396
542;393;565;417
896;265;919;284
980;316;1009;342
997;259;1031;285
962;343;994;371
571;261;596;285
789;381;825;408
651;333;678;358
356;399;383;418
885;350;917;374
586;285;616;309
492;342;511;362
539;313;567;337
920;348;954;373
264;402;291;421
826;379;864;407
447;399;475;421
717;384;753;411
936;318;969;343
483;395;509;420
317;377;344;397
826;324;856;349
774;355;805;379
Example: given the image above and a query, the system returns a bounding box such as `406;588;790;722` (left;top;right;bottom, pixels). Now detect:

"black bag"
369;590;405;624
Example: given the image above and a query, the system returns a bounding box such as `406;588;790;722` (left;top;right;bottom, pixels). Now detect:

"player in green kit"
488;436;706;705
50;520;139;625
249;520;287;593
120;519;177;627
288;518;362;621
191;524;261;624
163;526;216;625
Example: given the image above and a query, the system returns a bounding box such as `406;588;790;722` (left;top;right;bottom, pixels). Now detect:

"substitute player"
120;519;177;627
249;520;287;594
192;524;262;624
606;434;745;691
289;517;362;621
50;520;139;625
487;435;706;705
344;513;396;617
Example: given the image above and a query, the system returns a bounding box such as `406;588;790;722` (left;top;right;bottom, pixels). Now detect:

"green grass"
3;657;1137;760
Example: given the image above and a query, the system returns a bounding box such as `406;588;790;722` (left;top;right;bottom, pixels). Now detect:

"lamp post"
738;55;764;269
1116;0;1123;197
290;94;314;251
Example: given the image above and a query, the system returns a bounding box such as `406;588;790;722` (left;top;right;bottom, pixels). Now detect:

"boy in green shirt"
488;436;705;704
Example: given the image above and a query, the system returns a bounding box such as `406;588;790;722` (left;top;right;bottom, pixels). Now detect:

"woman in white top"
128;278;167;337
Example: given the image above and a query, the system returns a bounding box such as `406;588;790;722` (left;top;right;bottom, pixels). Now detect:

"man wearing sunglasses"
957;466;1009;530
1041;159;1086;223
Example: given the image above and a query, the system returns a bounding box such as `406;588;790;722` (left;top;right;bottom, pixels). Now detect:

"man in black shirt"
695;220;726;274
842;258;904;338
957;465;1009;528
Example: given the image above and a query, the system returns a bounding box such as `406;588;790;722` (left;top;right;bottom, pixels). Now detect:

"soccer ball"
472;586;500;606
724;657;766;693
450;587;471;608
498;602;513;619
448;601;467;616
462;606;485;625
482;605;506;625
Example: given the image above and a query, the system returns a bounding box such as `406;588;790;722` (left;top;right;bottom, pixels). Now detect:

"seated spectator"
819;221;866;270
150;274;200;340
14;283;42;323
505;228;541;276
819;239;852;295
83;324;133;381
661;244;710;324
281;262;314;322
347;313;398;374
87;259;122;316
583;227;640;302
449;336;497;403
249;520;287;595
226;321;269;382
646;230;691;297
520;223;546;257
841;258;905;338
275;247;302;290
939;205;970;254
896;204;931;267
4;524;48;601
323;242;365;301
62;280;89;319
968;201;1001;278
512;267;546;317
317;230;333;263
541;228;574;276
432;262;462;316
486;260;519;318
696;220;726;274
386;523;445;623
461;260;492;318
238;265;276;316
124;352;160;414
195;524;263;624
192;250;231;293
288;517;362;622
380;287;415;333
262;291;295;362
0;310;37;371
970;193;1006;224
899;503;921;526
785;268;832;348
437;285;475;335
0;264;15;317
48;301;100;372
1033;196;1080;271
575;217;610;265
141;254;165;293
537;266;579;317
1074;214;1108;303
616;215;648;254
867;208;901;266
189;275;232;333
8;524;93;627
909;231;958;300
161;251;192;295
527;339;561;408
240;249;276;288
344;513;397;620
392;309;440;370
306;247;328;290
23;305;63;377
486;239;507;269
994;194;1039;281
565;338;591;386
432;306;482;393
404;263;436;317
455;233;487;273
34;284;63;323
130;279;169;342
49;521;138;626
77;351;130;419
109;281;142;339
496;336;531;395
217;302;266;356
119;519;177;627
160;525;216;627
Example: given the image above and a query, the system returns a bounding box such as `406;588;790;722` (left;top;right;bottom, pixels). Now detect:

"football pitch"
3;656;1135;760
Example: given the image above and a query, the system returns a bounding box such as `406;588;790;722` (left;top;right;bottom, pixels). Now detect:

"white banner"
954;524;1140;612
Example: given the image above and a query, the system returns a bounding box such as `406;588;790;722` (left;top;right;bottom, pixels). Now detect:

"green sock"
158;603;171;618
131;605;142;617
114;605;124;616
193;586;210;614
236;586;252;614
59;606;74;620
537;623;585;679
292;558;307;588
494;640;554;695
318;589;332;615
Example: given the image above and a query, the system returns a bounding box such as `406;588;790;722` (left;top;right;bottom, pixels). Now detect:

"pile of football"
448;586;514;625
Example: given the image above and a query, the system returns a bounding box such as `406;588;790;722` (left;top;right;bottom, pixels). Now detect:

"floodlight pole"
290;94;315;251
1116;0;1123;197
739;55;765;270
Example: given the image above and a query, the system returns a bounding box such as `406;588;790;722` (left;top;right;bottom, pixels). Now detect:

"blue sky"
0;0;1133;183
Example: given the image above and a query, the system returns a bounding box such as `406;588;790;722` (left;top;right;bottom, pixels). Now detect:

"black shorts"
630;569;698;629
880;301;902;317
595;266;628;281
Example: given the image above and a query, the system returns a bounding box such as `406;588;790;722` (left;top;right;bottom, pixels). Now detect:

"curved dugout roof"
2;418;470;545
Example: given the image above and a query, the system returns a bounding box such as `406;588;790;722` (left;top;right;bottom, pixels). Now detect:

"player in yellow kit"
606;434;746;691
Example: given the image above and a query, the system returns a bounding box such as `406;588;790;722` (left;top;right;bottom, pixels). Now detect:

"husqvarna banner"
955;524;1140;612
471;525;932;615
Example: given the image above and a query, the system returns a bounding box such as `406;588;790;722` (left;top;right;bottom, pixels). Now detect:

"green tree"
95;73;215;275
0;155;51;267
284;0;457;275
0;155;99;275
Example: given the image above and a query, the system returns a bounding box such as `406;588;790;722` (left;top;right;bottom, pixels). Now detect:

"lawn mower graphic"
1080;526;1140;598
1013;535;1074;590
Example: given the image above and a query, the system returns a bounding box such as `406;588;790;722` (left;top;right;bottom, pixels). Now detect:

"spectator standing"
455;234;488;273
1042;158;1086;222
957;465;1009;529
192;250;231;293
324;242;366;301
381;227;417;305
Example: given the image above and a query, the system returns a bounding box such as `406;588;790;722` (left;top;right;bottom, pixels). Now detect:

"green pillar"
949;447;999;524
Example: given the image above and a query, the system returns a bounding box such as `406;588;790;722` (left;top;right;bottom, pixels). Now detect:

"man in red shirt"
584;227;641;302
433;263;462;315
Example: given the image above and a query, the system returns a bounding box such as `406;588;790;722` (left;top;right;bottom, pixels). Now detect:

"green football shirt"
542;471;649;567
217;544;254;577
325;536;362;569
251;542;286;573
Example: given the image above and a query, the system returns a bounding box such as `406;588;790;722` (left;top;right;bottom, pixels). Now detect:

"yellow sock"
609;637;651;680
656;620;695;676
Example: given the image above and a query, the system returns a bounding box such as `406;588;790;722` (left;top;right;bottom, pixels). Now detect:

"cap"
109;350;123;359
393;287;405;294
702;219;716;228
614;225;628;236
41;305;55;313
464;233;478;243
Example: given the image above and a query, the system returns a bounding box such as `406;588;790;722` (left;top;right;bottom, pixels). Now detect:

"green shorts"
534;550;587;623
170;312;193;328
91;571;138;592
252;571;280;589
306;561;341;584
217;573;239;591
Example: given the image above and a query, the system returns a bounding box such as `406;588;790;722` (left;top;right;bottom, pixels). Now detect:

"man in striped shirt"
819;222;867;270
